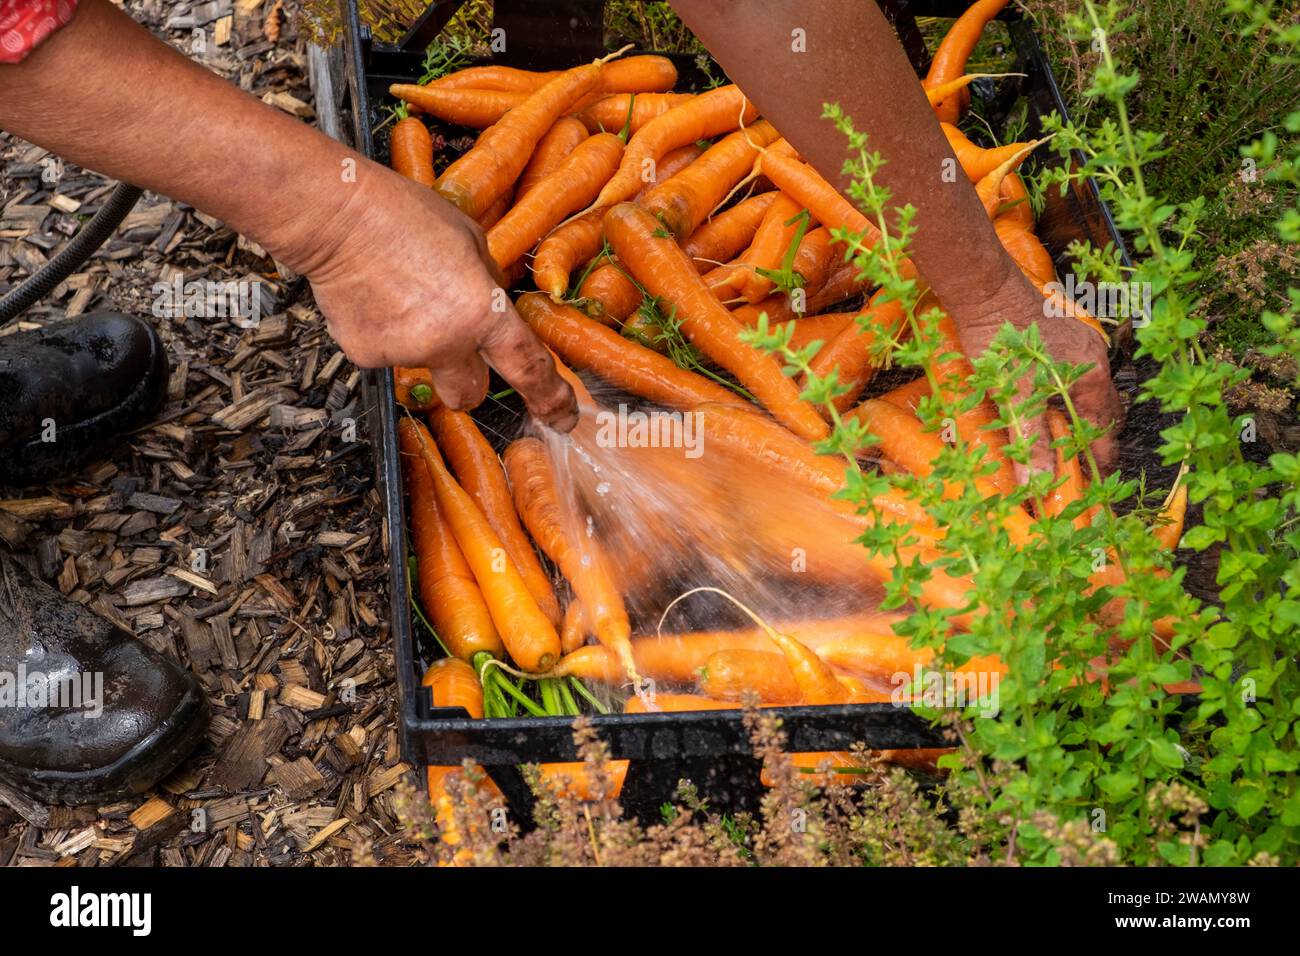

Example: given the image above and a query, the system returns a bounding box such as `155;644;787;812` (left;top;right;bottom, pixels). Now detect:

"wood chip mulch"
0;1;423;867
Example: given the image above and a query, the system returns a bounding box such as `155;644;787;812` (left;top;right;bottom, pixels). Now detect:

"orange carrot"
403;419;560;672
504;437;637;681
785;311;854;352
788;226;834;295
428;56;676;97
400;424;503;662
517;292;746;410
390;85;526;129
423;657;485;718
923;0;1011;123
389;115;436;186
923;72;1013;108
603;203;830;441
428;404;562;626
394;367;436;410
592;85;760;208
680;191;778;271
577;261;642;325
516;117;589;199
996;171;1035;230
732;258;870;327
691;592;852;705
996;218;1056;287
435;59;608;220
528;145;703;299
757;150;882;244
975;139;1047;219
846;398;1035;545
877;376;931;412
1043;408;1087;528
695;402;939;533
476;191;512;230
624;693;740;713
532;208;608;299
698;649;801;703
487;132;624;270
925;297;1018;495
576;92;696;134
561;600;587;655
736;193;808;304
940;122;1034;182
1153;475;1188;550
805;272;918;413
535;761;629;800
639;121;781;239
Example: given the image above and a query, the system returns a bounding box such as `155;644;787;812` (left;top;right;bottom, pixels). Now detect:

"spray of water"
524;373;896;697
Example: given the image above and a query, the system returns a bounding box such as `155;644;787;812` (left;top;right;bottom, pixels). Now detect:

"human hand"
287;164;578;431
952;269;1123;482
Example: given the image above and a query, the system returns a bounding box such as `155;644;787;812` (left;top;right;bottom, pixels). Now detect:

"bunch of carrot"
383;3;1183;807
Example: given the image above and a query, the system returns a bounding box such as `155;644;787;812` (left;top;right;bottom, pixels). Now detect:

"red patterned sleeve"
0;0;79;64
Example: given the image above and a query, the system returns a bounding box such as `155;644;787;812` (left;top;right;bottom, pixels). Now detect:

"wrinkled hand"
952;270;1123;483
289;165;578;431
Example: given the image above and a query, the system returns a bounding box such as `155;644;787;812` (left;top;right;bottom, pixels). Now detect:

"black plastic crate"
329;0;1135;818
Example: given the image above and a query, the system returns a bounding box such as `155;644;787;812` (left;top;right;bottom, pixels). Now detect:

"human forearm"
0;0;358;272
668;0;1017;311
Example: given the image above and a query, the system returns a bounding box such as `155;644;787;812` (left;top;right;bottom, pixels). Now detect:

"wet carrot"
804;272;918;413
528;145;703;299
517;292;746;410
516;117;589;199
487;132;624;270
390;85;526;129
423;657;485;718
1153;477;1188;550
592;84;760;208
785;311;854;352
475;191;512;230
435;59;608;219
737;193;808;304
400;424;503;662
624;693;740;713
1043;407;1087;529
974;139;1048;219
577;261;642;326
389;115;436;186
757;150;882;244
575;92;695;134
940;122;1034;182
429;55;677;97
394;367;436;410
698;649;801;703
604;203;830;441
561;600;587;655
996;218;1056;287
403;418;560;672
681;191;778;271
846;399;1035;545
996;171;1035;230
695;401;939;533
639;121;781;239
923;0;1011;123
504;437;637;681
428;404;562;626
877;375;931;412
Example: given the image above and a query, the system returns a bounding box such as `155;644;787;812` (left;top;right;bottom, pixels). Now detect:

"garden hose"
0;181;144;325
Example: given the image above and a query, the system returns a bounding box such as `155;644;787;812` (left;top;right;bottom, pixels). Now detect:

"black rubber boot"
0;312;168;486
0;554;209;805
